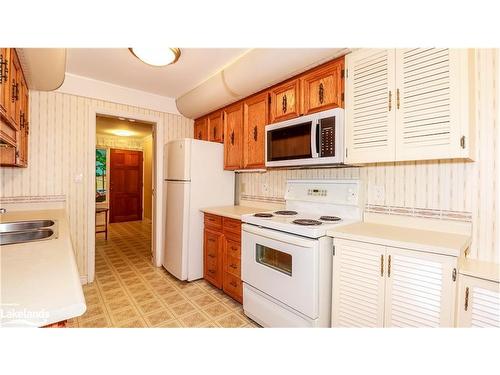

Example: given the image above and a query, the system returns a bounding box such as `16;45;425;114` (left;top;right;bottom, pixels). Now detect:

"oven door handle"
242;224;318;248
311;120;320;158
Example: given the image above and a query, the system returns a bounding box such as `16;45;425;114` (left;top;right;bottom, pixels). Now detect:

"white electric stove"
241;179;363;327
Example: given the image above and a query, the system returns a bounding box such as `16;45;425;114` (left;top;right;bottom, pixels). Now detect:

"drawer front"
204;213;222;230
225;238;241;259
223;272;243;303
223;217;241;235
225;254;241;278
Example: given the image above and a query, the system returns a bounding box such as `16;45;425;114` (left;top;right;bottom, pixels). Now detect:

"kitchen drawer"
223;272;243;304
204;213;222;231
225;238;241;259
225;254;241;278
223;217;241;236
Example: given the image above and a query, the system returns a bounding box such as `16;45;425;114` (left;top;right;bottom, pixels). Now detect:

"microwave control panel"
319;117;335;157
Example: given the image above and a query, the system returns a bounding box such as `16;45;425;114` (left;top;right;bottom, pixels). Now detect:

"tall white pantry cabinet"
332;238;458;327
344;48;475;164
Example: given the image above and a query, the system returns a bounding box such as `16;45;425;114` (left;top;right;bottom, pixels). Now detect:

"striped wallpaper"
0;91;193;278
238;49;499;263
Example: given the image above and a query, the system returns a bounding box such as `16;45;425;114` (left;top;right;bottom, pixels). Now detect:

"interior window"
96;148;107;202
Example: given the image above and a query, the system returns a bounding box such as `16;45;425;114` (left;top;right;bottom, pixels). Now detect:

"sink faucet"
0;208;6;214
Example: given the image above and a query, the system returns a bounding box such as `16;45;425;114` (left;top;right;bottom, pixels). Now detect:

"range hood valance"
176;48;349;119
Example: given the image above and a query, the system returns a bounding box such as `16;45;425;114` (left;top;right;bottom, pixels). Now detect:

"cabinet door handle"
230;246;237;252
388;255;391;277
253;126;257;141
198;131;202;139
464;287;469;311
396;88;400;109
213;126;216;139
282;95;287;113
388;91;392;111
319;82;324;104
208;254;215;258
380;254;384;277
0;55;7;83
230;281;237;287
230;264;237;269
11;81;19;102
230;130;235;145
208;269;215;274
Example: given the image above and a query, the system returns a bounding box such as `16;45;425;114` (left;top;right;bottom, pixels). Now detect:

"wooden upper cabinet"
243;92;268;169
18;74;29;166
223;102;243;170
0;48;10;118
208;110;223;143
8;49;21;130
193;116;208;141
269;79;300;123
302;58;344;115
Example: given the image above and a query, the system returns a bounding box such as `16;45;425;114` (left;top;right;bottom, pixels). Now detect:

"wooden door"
194;117;208;140
243;92;268;169
332;239;386;327
0;48;10;117
223;102;243;170
204;228;223;288
208;110;223;143
383;247;457;327
302;58;344;115
394;49;470;161
344;49;396;163
269;79;300;123
457;275;500;328
109;149;143;223
8;49;21;129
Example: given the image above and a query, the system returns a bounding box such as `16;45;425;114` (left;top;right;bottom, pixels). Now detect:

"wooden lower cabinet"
203;213;243;303
203;228;223;288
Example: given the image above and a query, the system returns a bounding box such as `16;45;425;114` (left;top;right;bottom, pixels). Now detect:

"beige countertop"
201;205;270;220
327;222;471;257
1;209;86;327
459;258;500;283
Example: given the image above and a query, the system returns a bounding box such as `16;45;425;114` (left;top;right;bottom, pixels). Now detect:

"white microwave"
265;108;344;167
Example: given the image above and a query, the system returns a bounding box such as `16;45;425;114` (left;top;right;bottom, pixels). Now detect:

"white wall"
237;49;499;263
0;90;193;279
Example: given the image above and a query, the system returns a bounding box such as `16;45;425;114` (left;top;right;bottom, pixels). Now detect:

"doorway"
94;115;154;260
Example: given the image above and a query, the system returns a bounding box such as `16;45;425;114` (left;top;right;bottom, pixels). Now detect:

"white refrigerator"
163;138;235;281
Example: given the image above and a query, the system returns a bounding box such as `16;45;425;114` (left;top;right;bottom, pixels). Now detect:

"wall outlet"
262;183;269;194
371;185;385;204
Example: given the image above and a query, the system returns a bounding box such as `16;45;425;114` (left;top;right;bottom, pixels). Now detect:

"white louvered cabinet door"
384;247;458;327
457;275;500;327
394;49;471;161
332;239;386;327
344;49;397;163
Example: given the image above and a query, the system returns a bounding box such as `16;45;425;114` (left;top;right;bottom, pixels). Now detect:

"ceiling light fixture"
111;130;135;137
129;48;181;67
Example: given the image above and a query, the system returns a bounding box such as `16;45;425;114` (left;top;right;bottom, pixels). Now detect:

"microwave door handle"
311;121;320;158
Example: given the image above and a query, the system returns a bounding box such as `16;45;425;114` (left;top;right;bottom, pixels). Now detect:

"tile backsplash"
237;49;499;264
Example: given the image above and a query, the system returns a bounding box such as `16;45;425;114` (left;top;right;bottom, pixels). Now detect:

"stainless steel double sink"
0;219;58;246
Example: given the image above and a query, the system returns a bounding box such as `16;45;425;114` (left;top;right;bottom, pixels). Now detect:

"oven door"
241;224;319;319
